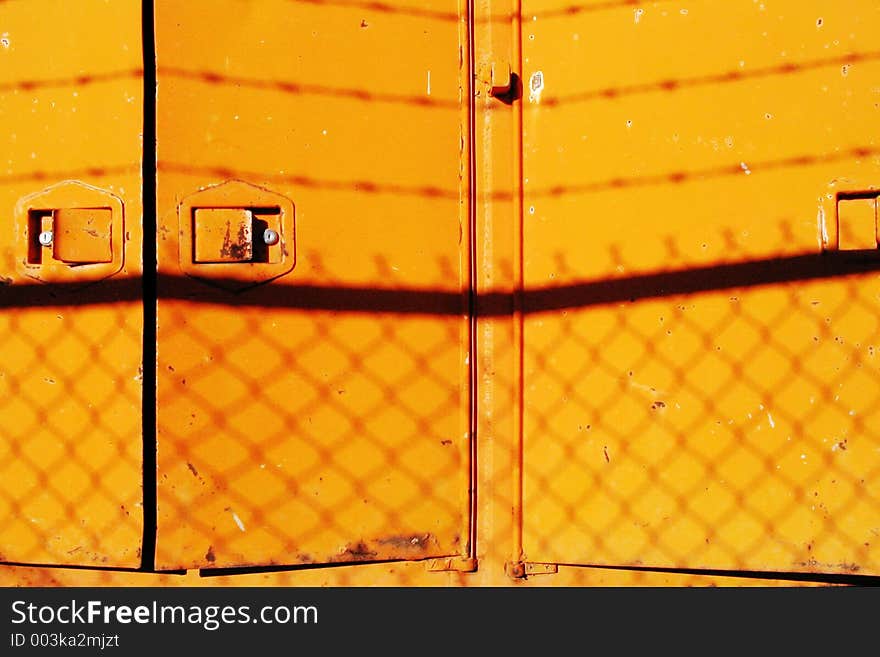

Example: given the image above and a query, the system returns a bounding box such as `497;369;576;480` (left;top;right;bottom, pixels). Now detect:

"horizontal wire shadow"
2;250;880;312
159;162;461;200
284;0;459;21
0;69;144;94
0;165;140;186
159;67;458;109
161;141;879;203
541;50;880;107
524;145;880;198
283;0;664;22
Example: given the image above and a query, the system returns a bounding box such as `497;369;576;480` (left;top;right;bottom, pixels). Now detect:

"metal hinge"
506;561;559;579
427;556;478;573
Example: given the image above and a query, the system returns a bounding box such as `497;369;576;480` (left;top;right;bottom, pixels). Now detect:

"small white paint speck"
767;412;775;428
818;206;829;247
841;64;850;77
680;9;688;15
634;8;644;23
231;511;246;532
426;70;431;95
0;38;9;49
740;161;752;175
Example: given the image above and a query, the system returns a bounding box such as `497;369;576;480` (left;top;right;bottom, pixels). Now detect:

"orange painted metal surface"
153;0;474;571
520;0;880;575
2;0;879;587
0;0;143;567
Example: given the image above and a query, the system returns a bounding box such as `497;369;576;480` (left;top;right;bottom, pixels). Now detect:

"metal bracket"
427;556;478;573
506;561;559;579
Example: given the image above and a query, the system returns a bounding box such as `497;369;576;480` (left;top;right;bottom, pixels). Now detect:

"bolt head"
263;228;280;246
38;230;54;247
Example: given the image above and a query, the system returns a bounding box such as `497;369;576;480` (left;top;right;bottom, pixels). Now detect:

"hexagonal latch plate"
14;180;125;284
178;180;296;291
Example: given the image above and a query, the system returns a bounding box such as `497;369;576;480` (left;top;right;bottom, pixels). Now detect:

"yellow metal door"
520;1;880;574
0;0;144;567
154;1;473;570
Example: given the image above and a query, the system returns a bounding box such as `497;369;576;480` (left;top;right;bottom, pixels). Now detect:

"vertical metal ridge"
140;0;158;573
511;0;525;567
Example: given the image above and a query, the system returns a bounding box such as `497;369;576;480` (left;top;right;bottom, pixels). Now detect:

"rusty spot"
219;220;251;260
360;19;369;27
338;541;378;561
798;558;861;572
603;446;610;463
651;400;667;410
205;546;216;563
186;462;199;477
441;439;452;445
376;533;434;551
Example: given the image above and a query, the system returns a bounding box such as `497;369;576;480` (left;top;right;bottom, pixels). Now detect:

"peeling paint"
529;71;544;103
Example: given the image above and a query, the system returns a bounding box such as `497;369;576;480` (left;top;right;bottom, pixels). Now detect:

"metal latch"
14;181;125;284
31;208;113;264
178;179;295;291
192;207;284;264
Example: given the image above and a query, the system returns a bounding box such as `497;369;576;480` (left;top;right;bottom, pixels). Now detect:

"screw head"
38;230;53;247
262;228;280;246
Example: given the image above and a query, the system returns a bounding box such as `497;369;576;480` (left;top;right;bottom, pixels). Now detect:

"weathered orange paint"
2;0;878;587
0;0;143;567
153;0;474;571
520;0;880;575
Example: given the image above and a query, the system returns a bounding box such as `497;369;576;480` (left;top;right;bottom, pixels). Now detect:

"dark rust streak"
375;533;435;551
337;541;378;561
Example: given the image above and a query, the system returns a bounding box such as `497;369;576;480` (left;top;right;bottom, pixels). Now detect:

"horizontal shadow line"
0;560;186;575
160;66;459;109
2;251;880;312
0;68;144;93
159;162;461;199
526;145;880;198
555;562;880;586
199;557;407;577
0;164;140;186
543;51;880;106
284;0;459;21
